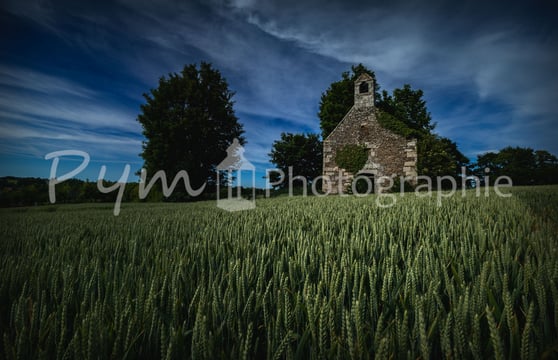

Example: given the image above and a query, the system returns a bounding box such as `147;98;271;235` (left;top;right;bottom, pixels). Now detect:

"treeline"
474;147;558;185
0;177;152;207
0;177;270;207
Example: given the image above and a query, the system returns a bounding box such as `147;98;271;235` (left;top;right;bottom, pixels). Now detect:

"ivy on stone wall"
335;144;369;174
376;110;416;138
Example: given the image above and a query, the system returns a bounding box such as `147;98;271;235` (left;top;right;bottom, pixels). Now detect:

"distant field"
1;186;557;359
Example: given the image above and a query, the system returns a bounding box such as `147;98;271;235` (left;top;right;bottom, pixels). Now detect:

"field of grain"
1;186;557;359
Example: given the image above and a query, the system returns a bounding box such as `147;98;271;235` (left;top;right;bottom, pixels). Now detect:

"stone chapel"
322;73;417;193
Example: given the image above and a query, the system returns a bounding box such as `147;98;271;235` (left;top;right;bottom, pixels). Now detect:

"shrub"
335;144;369;174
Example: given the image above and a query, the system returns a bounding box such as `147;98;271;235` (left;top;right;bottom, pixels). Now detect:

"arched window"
359;82;369;94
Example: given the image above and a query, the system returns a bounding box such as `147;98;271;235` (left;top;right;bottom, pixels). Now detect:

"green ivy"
376;110;417;138
335;144;369;174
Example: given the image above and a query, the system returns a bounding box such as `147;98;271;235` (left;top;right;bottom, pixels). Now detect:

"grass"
1;186;557;359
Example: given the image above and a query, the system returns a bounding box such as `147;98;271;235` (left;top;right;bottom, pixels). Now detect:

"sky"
0;0;557;188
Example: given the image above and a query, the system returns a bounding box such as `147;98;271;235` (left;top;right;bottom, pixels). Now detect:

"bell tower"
354;73;375;108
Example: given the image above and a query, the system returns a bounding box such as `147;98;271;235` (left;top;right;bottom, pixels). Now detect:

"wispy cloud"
220;0;558;156
0;64;142;162
0;91;139;132
0;65;96;98
1;0;557;179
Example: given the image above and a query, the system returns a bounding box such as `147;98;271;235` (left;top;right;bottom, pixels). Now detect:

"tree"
475;152;500;174
535;150;558;184
535;150;558;168
137;62;244;198
418;134;469;178
377;84;435;134
496;147;536;185
318;64;378;139
474;147;558;185
268;133;322;188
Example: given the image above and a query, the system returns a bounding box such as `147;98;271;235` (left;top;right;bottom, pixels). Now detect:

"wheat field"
1;186;557;359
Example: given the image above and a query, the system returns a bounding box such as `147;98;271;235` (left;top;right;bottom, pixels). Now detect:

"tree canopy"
377;85;436;135
268;133;322;188
418;134;469;178
137;62;244;197
475;147;558;185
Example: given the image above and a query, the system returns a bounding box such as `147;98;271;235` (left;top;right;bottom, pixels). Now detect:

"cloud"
0;90;139;132
2;0;557;176
113;1;330;128
0;65;140;133
0;113;142;159
0;64;142;162
28;0;330;128
0;65;96;98
2;0;59;33
0;117;139;147
221;0;558;156
468;33;558;118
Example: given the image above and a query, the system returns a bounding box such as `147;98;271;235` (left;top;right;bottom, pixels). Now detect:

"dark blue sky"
1;0;557;186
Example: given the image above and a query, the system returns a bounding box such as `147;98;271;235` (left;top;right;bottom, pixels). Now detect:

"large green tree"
137;62;245;196
268;133;322;188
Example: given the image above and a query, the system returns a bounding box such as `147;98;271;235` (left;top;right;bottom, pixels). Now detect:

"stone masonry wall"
323;106;417;193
